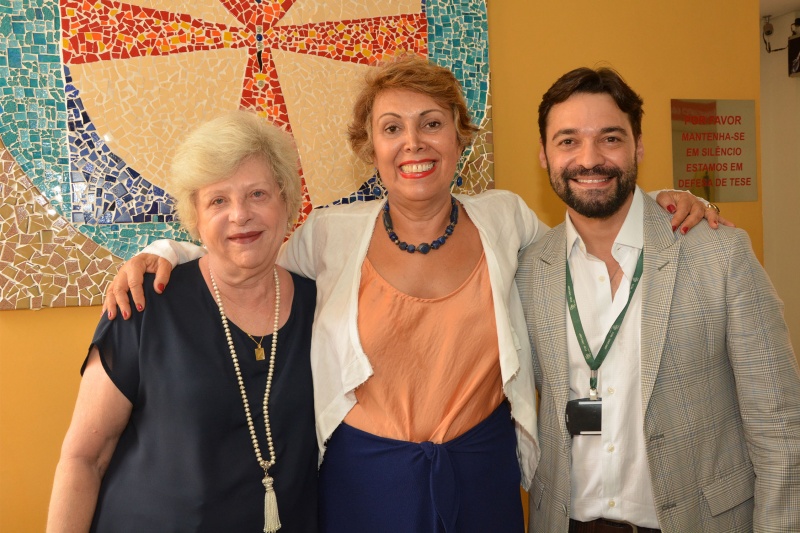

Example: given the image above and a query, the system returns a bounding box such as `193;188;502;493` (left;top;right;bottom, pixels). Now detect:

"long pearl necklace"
209;266;281;533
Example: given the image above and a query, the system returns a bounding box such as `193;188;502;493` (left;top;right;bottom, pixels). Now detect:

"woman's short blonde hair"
168;111;301;239
347;55;479;163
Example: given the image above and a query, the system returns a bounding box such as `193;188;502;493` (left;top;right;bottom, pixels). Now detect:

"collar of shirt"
565;187;645;269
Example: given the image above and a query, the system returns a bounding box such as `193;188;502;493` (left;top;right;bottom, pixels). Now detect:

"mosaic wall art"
0;0;493;310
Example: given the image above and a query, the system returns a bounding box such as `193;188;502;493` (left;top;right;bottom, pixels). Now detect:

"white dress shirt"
565;188;659;528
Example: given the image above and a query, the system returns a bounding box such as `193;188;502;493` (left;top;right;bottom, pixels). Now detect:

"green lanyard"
566;251;644;399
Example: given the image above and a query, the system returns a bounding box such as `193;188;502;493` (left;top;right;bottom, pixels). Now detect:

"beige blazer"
517;192;799;533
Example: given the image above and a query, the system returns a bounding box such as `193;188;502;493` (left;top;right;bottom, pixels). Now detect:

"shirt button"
607;444;615;453
599;275;607;283
609;500;616;508
607;387;615;395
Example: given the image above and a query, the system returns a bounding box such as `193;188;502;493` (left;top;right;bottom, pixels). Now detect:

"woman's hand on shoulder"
103;254;174;320
655;190;735;234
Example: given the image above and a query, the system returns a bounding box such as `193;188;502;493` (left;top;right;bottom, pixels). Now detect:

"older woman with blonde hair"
104;56;719;532
48;111;318;533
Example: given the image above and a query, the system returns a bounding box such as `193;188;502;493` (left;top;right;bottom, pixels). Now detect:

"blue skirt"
319;402;523;533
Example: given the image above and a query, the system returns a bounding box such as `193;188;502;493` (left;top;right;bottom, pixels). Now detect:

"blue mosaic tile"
63;64;179;228
332;175;387;205
0;3;69;214
428;0;489;172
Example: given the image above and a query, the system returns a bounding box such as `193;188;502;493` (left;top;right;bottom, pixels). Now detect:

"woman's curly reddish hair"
347;55;479;163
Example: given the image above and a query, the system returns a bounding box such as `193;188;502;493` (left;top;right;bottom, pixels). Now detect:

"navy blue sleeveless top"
88;260;318;532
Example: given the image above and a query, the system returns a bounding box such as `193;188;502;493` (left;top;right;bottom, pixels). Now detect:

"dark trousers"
319;402;523;533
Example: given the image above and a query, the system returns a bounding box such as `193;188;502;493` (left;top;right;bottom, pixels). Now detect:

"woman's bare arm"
47;348;133;532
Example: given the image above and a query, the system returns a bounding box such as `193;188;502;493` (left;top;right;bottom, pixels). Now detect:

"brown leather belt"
569;518;661;533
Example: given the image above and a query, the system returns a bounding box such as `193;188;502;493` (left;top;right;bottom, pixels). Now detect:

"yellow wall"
0;1;761;529
489;0;763;258
0;306;99;530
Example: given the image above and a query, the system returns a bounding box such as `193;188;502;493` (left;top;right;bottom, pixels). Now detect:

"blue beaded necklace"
382;196;459;254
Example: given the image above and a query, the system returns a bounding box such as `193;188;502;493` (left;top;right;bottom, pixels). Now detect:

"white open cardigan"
144;189;548;489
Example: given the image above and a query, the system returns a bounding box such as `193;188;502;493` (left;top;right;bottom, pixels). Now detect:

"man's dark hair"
538;67;644;145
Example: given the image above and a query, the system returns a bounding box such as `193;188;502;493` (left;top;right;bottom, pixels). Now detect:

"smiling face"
371;89;461;204
195;156;288;274
540;92;644;220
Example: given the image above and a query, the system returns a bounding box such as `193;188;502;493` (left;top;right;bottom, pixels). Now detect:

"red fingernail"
136;304;143;312
108;310;112;319
122;310;129;319
672;225;677;232
157;284;165;292
681;226;688;234
667;204;677;214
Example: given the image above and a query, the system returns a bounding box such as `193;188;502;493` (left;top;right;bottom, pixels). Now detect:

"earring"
372;170;384;198
456;175;464;187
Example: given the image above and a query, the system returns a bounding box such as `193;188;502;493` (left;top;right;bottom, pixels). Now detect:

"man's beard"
548;161;638;219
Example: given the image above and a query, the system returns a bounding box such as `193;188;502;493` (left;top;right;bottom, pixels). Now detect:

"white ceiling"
761;0;800;18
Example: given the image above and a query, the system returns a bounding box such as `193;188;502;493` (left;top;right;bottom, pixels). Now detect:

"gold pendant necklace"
210;266;282;533
247;334;267;361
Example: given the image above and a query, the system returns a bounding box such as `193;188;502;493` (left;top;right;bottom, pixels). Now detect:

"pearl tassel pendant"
263;474;281;533
210;266;281;533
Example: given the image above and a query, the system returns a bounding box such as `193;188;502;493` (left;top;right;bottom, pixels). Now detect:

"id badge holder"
565;384;602;436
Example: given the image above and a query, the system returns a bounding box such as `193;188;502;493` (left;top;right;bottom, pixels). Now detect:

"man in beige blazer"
517;67;799;533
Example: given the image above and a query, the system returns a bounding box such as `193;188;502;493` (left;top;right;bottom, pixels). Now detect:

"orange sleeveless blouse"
343;252;504;443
